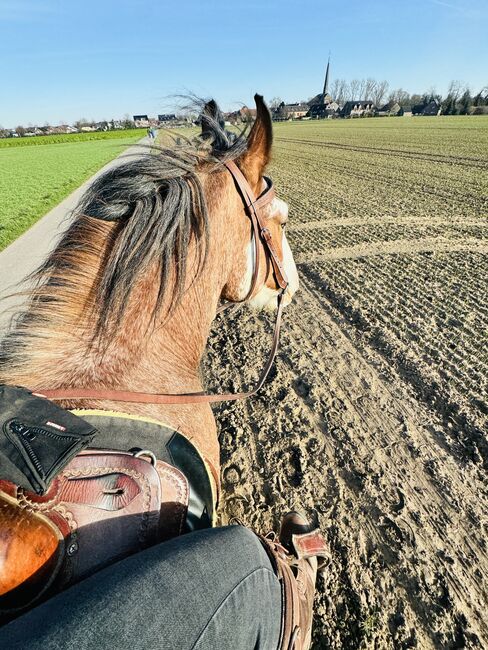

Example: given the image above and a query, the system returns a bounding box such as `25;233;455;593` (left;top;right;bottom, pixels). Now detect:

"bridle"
36;160;290;405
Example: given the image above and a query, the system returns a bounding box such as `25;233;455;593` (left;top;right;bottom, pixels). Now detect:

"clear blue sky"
1;0;487;127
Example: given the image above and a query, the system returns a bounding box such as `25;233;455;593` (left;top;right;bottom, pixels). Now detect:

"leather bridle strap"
36;161;289;406
224;160;288;292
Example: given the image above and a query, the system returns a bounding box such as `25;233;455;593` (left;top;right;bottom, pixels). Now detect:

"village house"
158;114;177;123
133;114;150;127
412;99;441;116
273;102;310;120
378;100;404;117
341;101;377;118
224;106;257;124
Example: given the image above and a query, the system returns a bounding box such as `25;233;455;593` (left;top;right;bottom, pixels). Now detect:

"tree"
472;86;487;107
372;80;389;107
269;97;283;109
349;79;360;100
389;88;410;107
75;118;89;130
459;88;472;115
15;125;26;137
330;79;339;98
122;114;135;129
333;79;349;105
363;78;376;101
442;80;462;115
409;93;422;108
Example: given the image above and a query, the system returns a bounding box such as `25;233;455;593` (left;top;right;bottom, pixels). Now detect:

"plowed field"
204;116;488;649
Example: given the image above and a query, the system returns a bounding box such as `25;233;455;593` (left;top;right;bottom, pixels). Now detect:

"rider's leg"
1;525;282;650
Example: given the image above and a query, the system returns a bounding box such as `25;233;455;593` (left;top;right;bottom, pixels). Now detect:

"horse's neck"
1;261;222;465
0;180;239;468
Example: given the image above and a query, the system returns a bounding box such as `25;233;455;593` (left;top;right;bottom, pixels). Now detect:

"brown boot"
258;512;327;650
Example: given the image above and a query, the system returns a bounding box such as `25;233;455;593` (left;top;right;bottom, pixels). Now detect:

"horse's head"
201;95;299;311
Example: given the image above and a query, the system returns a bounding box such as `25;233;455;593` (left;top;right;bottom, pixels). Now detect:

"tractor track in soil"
275;149;488;208
275;137;488;171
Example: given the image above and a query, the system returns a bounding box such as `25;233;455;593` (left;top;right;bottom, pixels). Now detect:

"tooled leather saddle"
0;386;215;619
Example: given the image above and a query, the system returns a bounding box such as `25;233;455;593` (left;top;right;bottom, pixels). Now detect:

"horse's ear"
201;99;224;141
237;94;273;191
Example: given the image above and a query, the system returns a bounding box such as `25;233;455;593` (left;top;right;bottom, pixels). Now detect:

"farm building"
341;101;377;118
412;99;441;116
378;100;404;117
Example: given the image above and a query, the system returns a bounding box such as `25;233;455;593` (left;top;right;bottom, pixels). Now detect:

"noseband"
36;161;290;405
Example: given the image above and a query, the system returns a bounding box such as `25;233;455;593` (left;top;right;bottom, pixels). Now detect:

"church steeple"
322;56;330;104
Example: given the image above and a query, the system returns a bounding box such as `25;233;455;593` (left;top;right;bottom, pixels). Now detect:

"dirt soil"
203;119;488;649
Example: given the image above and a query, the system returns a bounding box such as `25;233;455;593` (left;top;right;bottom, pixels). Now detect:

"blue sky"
1;0;487;127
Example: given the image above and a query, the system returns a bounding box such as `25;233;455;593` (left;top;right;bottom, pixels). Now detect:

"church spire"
322;55;330;104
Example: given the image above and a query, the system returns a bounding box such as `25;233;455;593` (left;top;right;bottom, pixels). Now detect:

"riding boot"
256;512;328;650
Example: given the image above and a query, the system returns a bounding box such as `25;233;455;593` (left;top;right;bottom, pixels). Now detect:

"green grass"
0;128;145;148
0;132;143;251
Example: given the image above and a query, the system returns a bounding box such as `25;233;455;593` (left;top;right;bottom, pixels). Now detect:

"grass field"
0;128;145;148
203;115;488;648
0;130;143;250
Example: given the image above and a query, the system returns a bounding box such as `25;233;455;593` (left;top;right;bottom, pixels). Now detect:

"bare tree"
15;125;26;137
337;79;349;105
389;88;410;106
363;78;376;101
329;78;348;104
349;79;360;100
372;80;389;106
269;97;283;109
74;118;89;130
330;79;340;101
442;80;463;114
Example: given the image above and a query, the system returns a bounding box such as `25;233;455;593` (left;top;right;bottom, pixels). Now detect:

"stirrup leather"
257;526;328;650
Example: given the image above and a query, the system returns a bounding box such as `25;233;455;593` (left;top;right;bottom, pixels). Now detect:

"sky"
0;0;487;127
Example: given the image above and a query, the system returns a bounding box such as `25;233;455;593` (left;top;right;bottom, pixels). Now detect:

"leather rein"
36;160;289;406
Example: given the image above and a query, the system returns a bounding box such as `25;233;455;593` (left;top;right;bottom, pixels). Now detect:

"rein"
36;161;289;405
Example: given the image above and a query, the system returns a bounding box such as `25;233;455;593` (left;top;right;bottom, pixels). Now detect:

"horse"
0;94;299;505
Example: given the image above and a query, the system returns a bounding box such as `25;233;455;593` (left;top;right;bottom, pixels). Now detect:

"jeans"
1;526;282;650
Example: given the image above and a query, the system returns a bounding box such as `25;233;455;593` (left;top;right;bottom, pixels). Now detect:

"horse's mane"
0;100;248;368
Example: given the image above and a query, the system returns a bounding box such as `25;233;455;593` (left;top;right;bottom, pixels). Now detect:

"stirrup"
257;513;328;650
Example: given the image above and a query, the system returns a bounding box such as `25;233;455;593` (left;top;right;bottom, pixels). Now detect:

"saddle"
0;386;215;619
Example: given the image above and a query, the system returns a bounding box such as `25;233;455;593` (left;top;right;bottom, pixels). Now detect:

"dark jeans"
1;526;282;650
